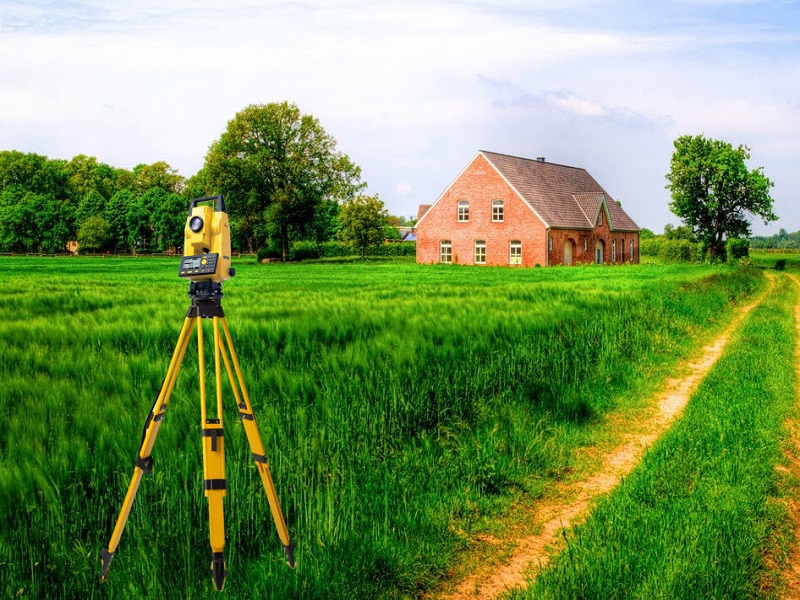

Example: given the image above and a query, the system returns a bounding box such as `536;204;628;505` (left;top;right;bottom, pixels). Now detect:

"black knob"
229;267;236;277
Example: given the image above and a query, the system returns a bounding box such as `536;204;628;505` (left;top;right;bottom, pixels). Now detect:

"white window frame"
630;240;634;262
440;240;452;264
457;200;469;222
492;200;504;222
612;239;617;262
509;240;522;265
474;240;486;265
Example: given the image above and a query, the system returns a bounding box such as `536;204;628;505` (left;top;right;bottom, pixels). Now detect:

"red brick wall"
416;155;639;267
549;217;639;265
416;154;548;266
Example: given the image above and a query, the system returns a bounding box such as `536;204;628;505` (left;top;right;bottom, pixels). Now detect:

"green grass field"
0;257;776;598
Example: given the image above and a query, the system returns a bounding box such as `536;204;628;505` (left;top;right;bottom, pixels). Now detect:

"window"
612;239;617;262
630;240;634;262
548;237;553;252
474;240;486;264
458;200;469;222
440;240;452;264
583;237;588;251
597;211;603;226
492;200;504;222
509;240;522;265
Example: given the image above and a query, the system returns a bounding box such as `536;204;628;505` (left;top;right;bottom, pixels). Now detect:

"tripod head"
178;195;235;288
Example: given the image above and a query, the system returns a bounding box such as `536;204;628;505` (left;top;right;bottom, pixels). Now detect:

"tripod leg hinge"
239;411;254;421
135;455;154;474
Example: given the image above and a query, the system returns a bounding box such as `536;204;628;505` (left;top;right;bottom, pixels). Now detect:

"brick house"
415;150;640;267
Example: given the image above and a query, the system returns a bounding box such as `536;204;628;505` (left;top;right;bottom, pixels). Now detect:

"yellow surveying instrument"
100;195;295;591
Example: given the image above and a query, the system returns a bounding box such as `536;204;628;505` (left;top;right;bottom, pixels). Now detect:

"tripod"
101;280;295;591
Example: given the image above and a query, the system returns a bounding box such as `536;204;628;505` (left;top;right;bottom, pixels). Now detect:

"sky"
1;0;799;235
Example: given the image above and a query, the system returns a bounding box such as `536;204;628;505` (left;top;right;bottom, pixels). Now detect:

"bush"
290;241;321;261
256;243;282;262
726;238;750;262
640;237;705;262
775;259;786;271
315;241;416;259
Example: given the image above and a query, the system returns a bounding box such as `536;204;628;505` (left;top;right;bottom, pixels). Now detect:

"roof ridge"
480;149;586;171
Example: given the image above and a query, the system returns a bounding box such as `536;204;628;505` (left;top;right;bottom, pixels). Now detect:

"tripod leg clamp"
135;455;154;474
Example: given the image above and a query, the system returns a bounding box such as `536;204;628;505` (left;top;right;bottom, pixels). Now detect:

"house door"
595;239;605;264
563;239;574;266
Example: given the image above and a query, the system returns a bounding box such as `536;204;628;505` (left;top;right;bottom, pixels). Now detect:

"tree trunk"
281;224;289;261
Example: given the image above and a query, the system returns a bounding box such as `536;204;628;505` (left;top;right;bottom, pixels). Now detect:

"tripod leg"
218;317;295;568
101;316;196;582
200;317;228;591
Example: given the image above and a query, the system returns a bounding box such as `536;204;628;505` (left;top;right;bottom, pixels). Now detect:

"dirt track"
442;276;774;600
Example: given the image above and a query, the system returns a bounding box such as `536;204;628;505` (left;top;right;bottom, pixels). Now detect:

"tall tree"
132;161;185;195
666;134;776;260
105;190;137;253
338;194;388;258
149;187;187;252
204;102;364;258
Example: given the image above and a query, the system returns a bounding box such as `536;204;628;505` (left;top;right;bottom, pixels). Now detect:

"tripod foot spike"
211;552;227;591
100;549;114;582
284;542;297;568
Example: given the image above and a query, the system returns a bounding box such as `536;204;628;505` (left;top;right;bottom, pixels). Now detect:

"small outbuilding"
415;150;640;266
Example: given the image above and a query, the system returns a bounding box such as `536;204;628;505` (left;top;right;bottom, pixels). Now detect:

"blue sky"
2;0;799;234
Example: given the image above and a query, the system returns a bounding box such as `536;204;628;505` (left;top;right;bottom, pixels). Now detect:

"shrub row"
640;238;705;262
258;241;416;261
640;237;750;263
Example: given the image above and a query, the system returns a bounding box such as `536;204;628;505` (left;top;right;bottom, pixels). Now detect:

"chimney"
536;157;545;162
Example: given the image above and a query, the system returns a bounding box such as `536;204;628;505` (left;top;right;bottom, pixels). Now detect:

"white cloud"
1;0;799;232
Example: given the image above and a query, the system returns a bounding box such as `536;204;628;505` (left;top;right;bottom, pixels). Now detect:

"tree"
338;194;388;258
204;102;364;258
105;190;136;253
76;189;107;224
666;134;776;260
662;223;694;241
148;187;187;252
77;215;111;253
132;161;185;194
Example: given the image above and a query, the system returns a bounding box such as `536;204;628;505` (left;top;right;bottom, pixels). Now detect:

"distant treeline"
0;150;192;254
0;150;411;256
749;228;800;250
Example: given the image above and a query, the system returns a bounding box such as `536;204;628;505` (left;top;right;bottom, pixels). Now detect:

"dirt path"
443;276;774;600
781;273;800;599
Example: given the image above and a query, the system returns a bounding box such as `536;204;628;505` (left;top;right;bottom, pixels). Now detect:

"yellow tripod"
101;282;295;591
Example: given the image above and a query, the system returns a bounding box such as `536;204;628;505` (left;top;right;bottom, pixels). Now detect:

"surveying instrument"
100;195;295;591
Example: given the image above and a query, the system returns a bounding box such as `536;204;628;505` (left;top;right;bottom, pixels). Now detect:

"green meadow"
0;257;776;598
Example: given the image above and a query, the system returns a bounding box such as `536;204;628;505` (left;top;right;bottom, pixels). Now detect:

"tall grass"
0;258;763;598
521;274;797;599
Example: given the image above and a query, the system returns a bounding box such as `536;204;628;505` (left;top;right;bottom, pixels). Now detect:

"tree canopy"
338;194;389;258
203;102;364;258
665;134;776;259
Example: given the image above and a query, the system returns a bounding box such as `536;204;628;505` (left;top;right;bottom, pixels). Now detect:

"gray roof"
481;151;640;232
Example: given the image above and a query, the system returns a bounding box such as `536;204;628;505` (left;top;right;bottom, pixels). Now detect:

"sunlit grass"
0;257;764;598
